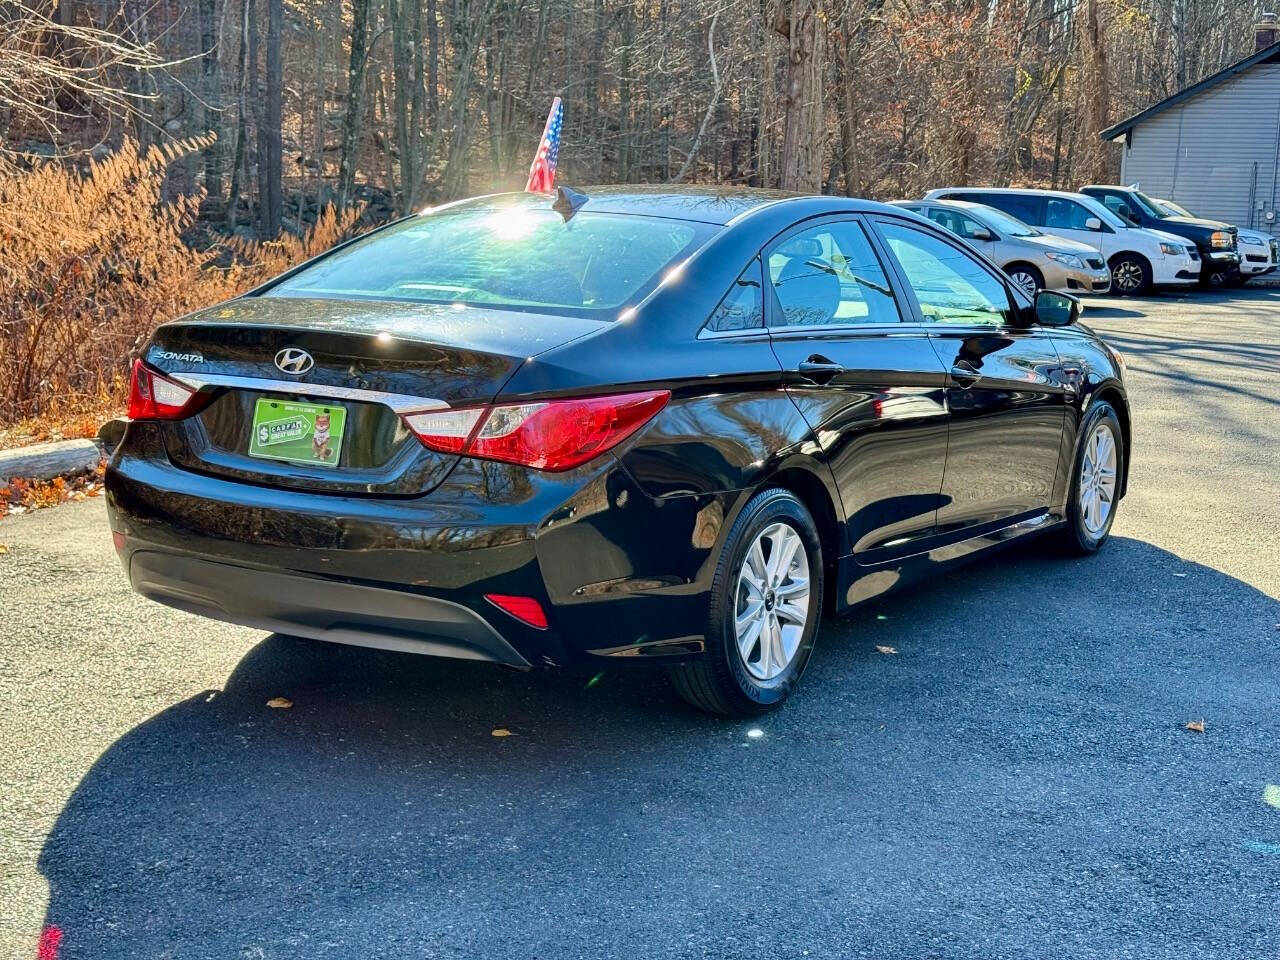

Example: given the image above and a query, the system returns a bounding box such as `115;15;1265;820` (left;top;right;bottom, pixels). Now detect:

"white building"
1102;20;1280;234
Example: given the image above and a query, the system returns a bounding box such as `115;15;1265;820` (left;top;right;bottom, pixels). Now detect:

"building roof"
1100;40;1280;141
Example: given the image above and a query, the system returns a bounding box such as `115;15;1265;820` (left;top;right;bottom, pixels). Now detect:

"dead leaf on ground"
0;544;8;555
875;645;897;655
1185;719;1205;733
491;728;515;737
266;697;293;709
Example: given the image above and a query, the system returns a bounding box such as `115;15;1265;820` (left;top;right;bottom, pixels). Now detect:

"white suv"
924;187;1201;295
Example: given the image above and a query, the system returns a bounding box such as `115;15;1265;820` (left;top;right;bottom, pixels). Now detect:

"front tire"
1055;401;1124;554
1108;253;1152;296
668;488;824;716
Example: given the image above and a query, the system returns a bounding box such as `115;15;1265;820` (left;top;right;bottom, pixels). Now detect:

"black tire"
1054;400;1125;555
668;487;824;716
1108;253;1152;296
1200;264;1234;288
1004;262;1045;298
1224;272;1251;288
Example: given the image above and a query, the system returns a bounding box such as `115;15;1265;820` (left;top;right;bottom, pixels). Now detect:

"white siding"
1120;63;1280;235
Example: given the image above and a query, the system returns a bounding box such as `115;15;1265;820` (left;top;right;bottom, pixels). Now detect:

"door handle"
797;356;845;384
950;359;982;386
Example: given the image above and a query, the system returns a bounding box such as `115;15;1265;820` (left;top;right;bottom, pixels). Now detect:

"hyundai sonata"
106;187;1130;714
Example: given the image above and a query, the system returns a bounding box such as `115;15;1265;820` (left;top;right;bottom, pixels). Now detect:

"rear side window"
983;194;1044;226
703;258;764;334
878;221;1013;327
766;220;899;327
268;205;711;318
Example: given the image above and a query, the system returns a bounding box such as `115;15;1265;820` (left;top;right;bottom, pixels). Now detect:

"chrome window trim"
169;373;449;414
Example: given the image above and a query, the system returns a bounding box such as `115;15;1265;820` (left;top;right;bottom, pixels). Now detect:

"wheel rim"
1113;260;1142;292
735;522;810;681
1079;423;1118;536
1010;270;1038;296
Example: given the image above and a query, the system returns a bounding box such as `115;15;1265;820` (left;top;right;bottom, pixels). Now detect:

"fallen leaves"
490;728;514;737
875;645;897;655
266;697;293;709
1;460;106;519
1185;719;1205;734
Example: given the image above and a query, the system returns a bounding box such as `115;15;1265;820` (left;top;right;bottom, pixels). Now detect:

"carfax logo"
156;350;205;364
257;416;309;446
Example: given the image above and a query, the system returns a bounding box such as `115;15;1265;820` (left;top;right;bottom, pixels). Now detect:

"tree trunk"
198;0;222;205
335;0;371;209
260;0;283;236
337;0;371;208
775;0;825;193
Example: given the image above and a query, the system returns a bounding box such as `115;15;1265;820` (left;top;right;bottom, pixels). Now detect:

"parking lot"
1;288;1277;959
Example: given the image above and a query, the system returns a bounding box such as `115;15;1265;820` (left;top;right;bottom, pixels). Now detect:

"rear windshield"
266;205;713;318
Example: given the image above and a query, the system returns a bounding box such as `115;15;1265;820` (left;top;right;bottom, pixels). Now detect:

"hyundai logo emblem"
274;347;314;375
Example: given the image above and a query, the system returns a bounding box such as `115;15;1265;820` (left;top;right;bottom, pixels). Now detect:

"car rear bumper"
128;549;532;667
105;422;727;668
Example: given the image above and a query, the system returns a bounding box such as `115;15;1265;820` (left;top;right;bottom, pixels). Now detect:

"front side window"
878;221;1013;327
268;203;711;318
766;220;899;327
927;208;991;242
703;259;764;333
1044;198;1097;231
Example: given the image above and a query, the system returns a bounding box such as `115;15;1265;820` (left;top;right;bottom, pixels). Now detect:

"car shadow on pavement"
36;536;1280;958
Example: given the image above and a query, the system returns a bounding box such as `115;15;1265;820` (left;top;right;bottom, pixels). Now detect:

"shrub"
0;136;363;427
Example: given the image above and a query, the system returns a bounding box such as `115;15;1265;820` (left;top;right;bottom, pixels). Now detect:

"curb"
0;438;104;482
0;418;124;482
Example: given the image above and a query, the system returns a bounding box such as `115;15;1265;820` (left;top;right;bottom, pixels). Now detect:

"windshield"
970;205;1040;238
1077;194;1130;229
1130;190;1168;219
268;204;712;318
1158;198;1194;218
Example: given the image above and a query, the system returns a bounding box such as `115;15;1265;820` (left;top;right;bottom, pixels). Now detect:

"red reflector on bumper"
484;594;548;630
111;530;126;553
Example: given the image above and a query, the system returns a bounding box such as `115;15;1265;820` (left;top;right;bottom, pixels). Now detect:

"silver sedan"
892;199;1112;296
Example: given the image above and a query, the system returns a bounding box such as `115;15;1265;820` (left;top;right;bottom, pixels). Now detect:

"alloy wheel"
1112;260;1142;292
1010;270;1039;297
734;522;811;681
1079;422;1118;536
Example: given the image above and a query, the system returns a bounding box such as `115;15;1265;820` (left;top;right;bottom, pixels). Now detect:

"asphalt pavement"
1;288;1278;959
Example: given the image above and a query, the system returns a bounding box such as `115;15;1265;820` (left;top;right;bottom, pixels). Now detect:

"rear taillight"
127;359;203;420
403;390;669;471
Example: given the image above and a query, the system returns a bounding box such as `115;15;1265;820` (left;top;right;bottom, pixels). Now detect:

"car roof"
929;186;1091;201
438;186;908;226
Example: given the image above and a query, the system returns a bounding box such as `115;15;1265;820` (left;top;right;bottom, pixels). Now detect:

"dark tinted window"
962;193;1044;227
879;221;1013;327
767;220;899;327
703;259;764;333
269;205;710;318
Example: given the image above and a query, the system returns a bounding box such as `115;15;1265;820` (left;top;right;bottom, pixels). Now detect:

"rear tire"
1054;401;1124;555
668;487;824;716
1005;262;1044;297
1108;253;1152;296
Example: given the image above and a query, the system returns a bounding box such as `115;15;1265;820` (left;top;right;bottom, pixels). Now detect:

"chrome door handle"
797;358;845;384
950;360;982;386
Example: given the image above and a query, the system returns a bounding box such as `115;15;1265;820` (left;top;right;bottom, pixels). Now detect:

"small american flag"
525;97;563;193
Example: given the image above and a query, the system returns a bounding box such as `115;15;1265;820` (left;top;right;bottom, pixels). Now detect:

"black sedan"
105;187;1131;715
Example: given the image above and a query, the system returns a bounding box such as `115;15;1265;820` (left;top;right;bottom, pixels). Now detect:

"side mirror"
970;228;994;242
1033;289;1080;327
1084;216;1103;231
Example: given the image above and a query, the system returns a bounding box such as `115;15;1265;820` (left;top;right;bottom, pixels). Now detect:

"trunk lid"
143;296;606;496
